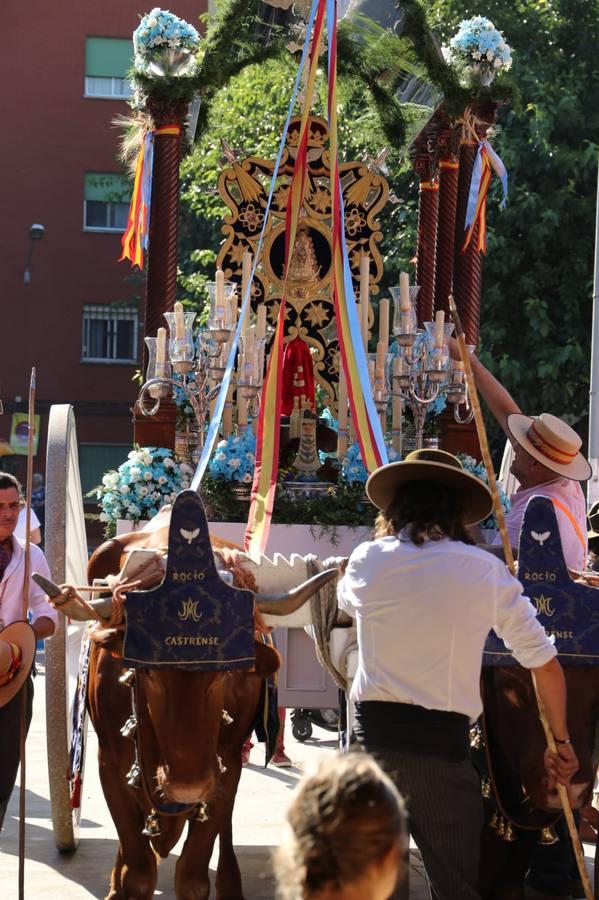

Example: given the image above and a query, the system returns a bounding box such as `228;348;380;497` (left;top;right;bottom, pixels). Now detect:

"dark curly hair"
374;479;474;545
0;472;22;496
273;751;406;899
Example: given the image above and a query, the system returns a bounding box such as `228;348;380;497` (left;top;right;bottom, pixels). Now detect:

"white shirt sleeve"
28;546;59;627
14;507;41;541
337;542;372;618
492;561;556;669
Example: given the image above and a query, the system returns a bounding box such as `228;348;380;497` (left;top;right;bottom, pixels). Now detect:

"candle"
399;271;410;310
173;303;185;340
241;251;252;335
434;309;445;348
360;254;370;349
391;357;403;454
229;288;238;327
452;360;465;384
156;327;167;370
216;268;226;323
378;296;390;353
256;304;267;343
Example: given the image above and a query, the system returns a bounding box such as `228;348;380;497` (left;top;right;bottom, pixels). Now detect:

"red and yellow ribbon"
244;0;327;559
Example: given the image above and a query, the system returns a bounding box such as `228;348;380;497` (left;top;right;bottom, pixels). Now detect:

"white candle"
360;254;370;349
241;251;252;336
399;271;410;311
434;309;445;348
256;304;267;343
391;357;403;454
216;268;226;323
156;327;167;367
378;297;390;353
173;302;185;340
453;360;465;383
229;289;238;327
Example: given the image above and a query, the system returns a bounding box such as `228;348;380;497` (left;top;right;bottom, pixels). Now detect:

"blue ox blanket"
123;490;255;670
484;496;599;666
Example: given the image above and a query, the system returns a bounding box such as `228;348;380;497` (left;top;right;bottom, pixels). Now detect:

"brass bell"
126;762;141;788
496;817;505;838
481;778;492;799
503;823;517;843
469;725;482;750
489;811;499;831
217;755;227;774
195;802;210;823
119;668;135;687
120;716;137;741
222;709;233;725
142;810;161;838
538;826;559;846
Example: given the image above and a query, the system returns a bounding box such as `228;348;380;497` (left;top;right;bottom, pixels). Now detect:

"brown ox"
81;523;335;900
477;665;599;899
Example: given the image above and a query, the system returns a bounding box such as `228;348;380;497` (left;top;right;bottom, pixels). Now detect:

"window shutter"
85;37;133;78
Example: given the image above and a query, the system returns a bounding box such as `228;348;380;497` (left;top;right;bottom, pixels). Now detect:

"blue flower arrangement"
457;453;512;530
133;8;200;75
97;447;194;525
341;442;401;485
447;17;512;75
208;431;256;484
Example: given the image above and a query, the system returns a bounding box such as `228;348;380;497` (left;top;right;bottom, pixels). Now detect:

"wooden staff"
19;367;35;899
449;297;593;900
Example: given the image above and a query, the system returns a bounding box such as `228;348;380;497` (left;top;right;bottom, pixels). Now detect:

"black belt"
353;700;470;761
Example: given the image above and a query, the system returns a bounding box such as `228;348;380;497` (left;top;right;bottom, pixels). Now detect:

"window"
79;444;132;496
85;37;133;98
82;305;138;363
84;172;131;232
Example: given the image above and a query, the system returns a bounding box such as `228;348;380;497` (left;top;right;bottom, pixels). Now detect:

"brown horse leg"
98;761;158;900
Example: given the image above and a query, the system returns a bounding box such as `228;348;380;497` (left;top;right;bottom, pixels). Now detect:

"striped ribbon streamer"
462;139;508;254
190;0;321;497
120;125;180;268
244;0;327;559
326;0;387;472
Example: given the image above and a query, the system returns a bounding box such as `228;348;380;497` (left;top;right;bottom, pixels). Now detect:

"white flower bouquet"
133;8;201;78
447;16;512;86
97;446;194;525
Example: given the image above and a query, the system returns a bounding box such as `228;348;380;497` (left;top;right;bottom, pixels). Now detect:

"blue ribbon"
191;0;320;492
140;132;155;252
464;140;508;231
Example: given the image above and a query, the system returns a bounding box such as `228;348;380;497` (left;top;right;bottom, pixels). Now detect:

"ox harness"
478;496;599;843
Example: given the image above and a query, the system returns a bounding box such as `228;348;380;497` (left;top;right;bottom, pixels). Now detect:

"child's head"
274;751;407;900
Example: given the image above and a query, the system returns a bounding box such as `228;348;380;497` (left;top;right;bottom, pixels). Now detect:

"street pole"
587;152;599;508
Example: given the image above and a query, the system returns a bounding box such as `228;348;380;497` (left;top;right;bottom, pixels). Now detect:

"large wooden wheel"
44;405;89;851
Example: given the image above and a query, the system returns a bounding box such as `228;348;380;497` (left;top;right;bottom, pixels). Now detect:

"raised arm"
448;339;521;440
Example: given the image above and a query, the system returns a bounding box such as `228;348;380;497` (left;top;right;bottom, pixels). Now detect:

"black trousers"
367;744;484;900
0;678;33;828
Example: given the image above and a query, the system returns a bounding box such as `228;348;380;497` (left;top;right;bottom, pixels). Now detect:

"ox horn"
255;567;339;616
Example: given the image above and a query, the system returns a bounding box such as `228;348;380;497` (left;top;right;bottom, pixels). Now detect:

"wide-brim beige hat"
366;449;494;526
0;621;36;708
507;413;591;482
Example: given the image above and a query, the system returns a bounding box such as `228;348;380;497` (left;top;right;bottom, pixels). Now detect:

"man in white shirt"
0;472;57;831
338;449;577;900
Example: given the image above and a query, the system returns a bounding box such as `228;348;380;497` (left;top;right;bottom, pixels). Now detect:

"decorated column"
119;10;201;449
410;130;439;328
433;119;461;318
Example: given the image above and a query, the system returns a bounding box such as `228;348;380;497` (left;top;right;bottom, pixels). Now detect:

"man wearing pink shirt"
459;350;591;571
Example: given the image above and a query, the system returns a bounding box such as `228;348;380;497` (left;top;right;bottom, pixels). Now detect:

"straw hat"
507;413;591;482
0;621;36;708
365;449;494;526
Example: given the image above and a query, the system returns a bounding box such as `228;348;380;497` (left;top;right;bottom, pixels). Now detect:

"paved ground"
0;655;594;899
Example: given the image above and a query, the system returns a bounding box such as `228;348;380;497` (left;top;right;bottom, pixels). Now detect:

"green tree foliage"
428;0;599;439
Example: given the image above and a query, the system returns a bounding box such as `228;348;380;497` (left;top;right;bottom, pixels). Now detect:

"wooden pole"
19;368;35;899
449;297;593;900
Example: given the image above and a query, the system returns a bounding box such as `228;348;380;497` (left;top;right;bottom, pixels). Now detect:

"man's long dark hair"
374;480;474;545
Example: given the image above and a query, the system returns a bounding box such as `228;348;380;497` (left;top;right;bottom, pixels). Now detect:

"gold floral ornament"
344;206;367;238
238;202;265;234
